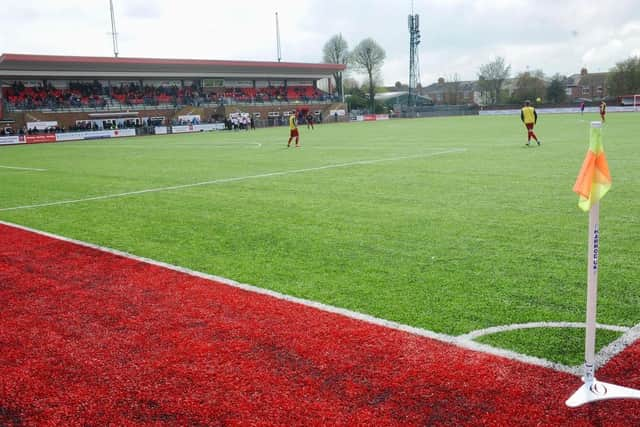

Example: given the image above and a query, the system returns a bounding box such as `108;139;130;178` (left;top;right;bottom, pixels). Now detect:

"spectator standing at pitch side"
287;112;300;148
520;100;541;147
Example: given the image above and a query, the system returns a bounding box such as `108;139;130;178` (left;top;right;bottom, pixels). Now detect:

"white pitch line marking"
459;321;640;373
460;322;630;340
4;218;638;376
0;148;465;212
0;220;640;376
0;219;575;375
211;142;262;148
0;165;47;172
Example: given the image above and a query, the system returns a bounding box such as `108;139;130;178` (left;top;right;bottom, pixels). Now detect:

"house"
422;78;480;105
566;68;608;101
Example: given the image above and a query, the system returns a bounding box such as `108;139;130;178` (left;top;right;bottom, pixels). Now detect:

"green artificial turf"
1;112;639;365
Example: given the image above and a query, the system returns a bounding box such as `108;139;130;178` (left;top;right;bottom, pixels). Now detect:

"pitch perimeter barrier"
26;134;56;144
0;124;228;146
480;106;638;116
169;123;226;133
0;129;137;146
353;114;390;122
56;129;137;142
0;135;23;145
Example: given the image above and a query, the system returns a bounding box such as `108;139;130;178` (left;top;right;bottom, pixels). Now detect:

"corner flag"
566;121;640;407
572;122;611;211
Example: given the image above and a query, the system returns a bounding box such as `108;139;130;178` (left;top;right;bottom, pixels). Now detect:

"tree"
350;38;386;112
346;87;368;111
322;34;350;98
342;77;360;91
477;57;511;105
546;74;567;104
512;70;546;103
606;56;640;97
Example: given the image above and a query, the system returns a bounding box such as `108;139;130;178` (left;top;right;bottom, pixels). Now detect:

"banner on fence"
26;134;57;144
355;114;390;122
171;124;225;133
0;135;22;145
55;129;136;142
26;121;58;130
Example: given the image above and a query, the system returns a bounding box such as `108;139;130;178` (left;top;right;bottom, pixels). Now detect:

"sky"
1;0;640;86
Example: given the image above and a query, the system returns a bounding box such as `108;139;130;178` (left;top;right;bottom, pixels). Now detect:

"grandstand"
0;53;346;132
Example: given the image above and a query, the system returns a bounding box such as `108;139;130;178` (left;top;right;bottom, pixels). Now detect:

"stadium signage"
26;134;57;144
55;129;136;142
0;135;22;145
171;124;225;133
355;114;390;122
26;121;58;130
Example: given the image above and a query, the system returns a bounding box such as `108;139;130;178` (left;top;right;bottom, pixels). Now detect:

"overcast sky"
2;0;639;86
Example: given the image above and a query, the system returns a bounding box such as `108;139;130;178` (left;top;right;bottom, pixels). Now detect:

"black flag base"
566;378;640;407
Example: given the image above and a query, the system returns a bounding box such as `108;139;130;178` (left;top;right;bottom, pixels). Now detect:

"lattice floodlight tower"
109;0;119;58
408;13;421;107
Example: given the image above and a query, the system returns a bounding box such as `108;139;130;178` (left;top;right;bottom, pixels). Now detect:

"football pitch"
1;112;639;367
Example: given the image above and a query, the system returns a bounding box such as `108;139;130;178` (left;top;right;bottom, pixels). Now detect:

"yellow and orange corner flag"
573;122;612;212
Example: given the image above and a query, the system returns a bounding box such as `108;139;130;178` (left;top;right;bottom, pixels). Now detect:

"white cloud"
1;0;639;85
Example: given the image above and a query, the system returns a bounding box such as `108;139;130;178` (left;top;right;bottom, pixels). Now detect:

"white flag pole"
566;121;640;407
583;201;599;385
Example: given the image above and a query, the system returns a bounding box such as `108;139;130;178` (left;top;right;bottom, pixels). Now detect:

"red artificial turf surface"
1;222;639;426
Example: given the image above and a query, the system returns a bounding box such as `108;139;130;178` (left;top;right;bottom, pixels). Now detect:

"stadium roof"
0;53;346;81
375;91;433;104
375;91;411;101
